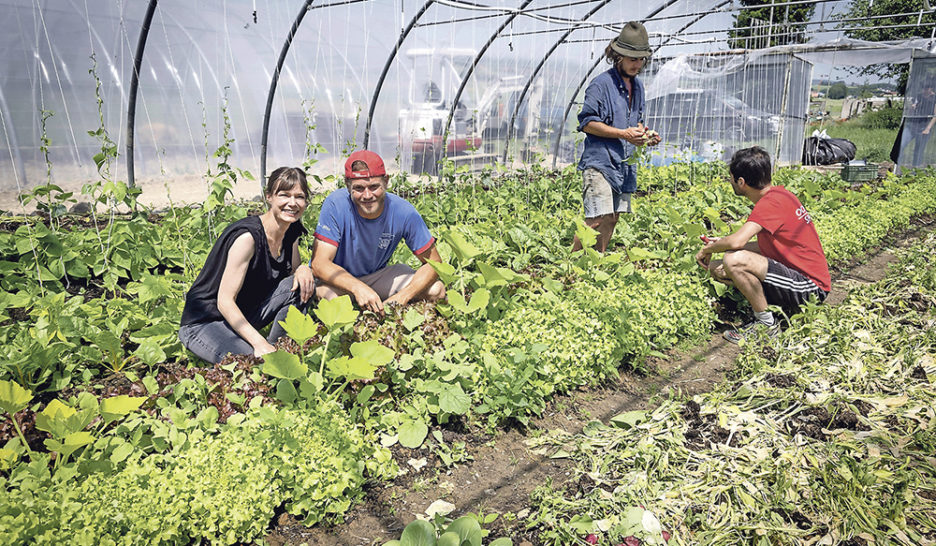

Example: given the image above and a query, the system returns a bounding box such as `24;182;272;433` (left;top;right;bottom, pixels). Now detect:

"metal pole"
550;0;733;170
503;0;683;164
362;0;436;149
259;0;314;195
439;0;535;159
126;0;158;188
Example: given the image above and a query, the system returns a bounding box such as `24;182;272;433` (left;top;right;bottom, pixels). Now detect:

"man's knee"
315;284;341;301
722;250;752;272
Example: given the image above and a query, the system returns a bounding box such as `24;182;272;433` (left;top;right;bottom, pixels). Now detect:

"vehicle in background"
398;49;546;174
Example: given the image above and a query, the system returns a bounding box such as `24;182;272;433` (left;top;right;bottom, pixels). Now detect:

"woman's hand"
292;263;315;303
253;340;277;358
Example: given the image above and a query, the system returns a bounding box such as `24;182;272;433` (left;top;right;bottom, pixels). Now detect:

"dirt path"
267;219;935;546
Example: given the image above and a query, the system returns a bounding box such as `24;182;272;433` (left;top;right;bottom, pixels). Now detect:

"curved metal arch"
362;0;437;150
259;0;315;195
550;0;732;169
439;0;535;156
127;0;159;188
502;0;684;164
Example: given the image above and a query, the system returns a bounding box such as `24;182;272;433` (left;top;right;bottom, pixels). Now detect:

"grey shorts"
315;263;416;301
582;168;632;218
762;258;828;309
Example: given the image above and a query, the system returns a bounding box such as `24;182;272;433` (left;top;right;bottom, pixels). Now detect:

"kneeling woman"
179;167;314;363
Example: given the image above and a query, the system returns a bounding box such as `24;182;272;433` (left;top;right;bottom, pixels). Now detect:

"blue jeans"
178;276;307;364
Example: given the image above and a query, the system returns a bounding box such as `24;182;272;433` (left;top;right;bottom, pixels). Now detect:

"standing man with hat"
572;21;661;252
310;150;446;314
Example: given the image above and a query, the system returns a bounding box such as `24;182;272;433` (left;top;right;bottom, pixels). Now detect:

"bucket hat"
345;150;386;179
611;21;651;58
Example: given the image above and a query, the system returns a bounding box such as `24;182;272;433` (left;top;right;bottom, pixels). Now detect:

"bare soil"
265;219;936;545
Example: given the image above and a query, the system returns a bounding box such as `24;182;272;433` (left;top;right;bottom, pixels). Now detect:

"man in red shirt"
696;146;831;343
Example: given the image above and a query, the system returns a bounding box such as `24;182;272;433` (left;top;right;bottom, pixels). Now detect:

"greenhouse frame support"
362;0;436;150
503;0;681;164
440;0;535;158
550;0;731;170
260;0;315;195
126;0;159;189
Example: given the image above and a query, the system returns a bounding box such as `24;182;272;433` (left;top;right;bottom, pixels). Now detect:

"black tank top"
180;215;306;326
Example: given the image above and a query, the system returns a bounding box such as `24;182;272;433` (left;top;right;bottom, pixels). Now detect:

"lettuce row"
0;403;394;545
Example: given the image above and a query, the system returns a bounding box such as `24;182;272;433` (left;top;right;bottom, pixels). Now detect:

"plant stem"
8;412;34;456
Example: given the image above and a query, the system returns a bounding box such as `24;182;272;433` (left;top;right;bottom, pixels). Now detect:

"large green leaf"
609;410;647;430
100;396;146;424
35;399;91;438
476;262;507;287
0;447;17;470
279;305;320;345
0;379;32;415
437;533;460;546
448;289;489;315
44;431;94;459
326;356;379;381
262;350;308;380
575;219;598;250
402;308;426;332
398;519;436;546
443;516;482;546
439;384;471;415
349;340;395;368
276;378;298;404
398;419;429;448
313;295;358;329
427;260;457;286
442;230;481;264
133;337;167;366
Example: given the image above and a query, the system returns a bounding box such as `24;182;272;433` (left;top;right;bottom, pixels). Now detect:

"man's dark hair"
604;44;625;66
729;146;772;189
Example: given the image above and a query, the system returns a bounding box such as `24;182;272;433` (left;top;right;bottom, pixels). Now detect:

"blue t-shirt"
314;188;435;278
576;67;644;194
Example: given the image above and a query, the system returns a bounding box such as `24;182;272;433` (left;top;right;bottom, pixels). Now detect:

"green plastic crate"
841;163;878;183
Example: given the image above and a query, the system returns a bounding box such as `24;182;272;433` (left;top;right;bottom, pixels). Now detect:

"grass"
806;106;900;164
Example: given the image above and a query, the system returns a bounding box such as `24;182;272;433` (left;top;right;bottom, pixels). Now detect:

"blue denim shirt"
577;67;644;194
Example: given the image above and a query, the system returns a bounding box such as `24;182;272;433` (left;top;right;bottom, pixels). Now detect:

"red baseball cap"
344;150;386;179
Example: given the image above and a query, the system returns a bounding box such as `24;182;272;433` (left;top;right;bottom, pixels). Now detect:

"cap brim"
611;43;651;58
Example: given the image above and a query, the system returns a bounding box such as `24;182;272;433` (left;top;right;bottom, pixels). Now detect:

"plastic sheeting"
0;0;927;199
896;51;936;169
642;51;810;166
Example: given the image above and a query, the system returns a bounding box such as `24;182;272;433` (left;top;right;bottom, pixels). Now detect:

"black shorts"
762;258;828;310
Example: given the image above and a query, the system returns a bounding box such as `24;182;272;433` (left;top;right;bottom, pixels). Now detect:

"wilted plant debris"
524;234;936;546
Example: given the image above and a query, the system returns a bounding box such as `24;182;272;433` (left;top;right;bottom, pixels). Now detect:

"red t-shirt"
748;186;831;292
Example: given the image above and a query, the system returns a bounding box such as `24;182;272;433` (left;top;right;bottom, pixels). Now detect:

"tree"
827;81;849;99
729;0;816;49
841;0;936;93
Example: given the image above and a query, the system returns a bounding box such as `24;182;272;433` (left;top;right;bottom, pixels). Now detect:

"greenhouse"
1;0;935;545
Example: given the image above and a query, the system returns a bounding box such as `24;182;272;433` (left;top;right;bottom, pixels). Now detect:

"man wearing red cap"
310;150;446;314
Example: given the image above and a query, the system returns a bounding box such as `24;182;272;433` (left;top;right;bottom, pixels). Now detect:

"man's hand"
253;340;276;358
695;249;711;269
621;125;647;146
354;285;384;315
644;129;661;146
292;263;315;303
384;291;409;307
